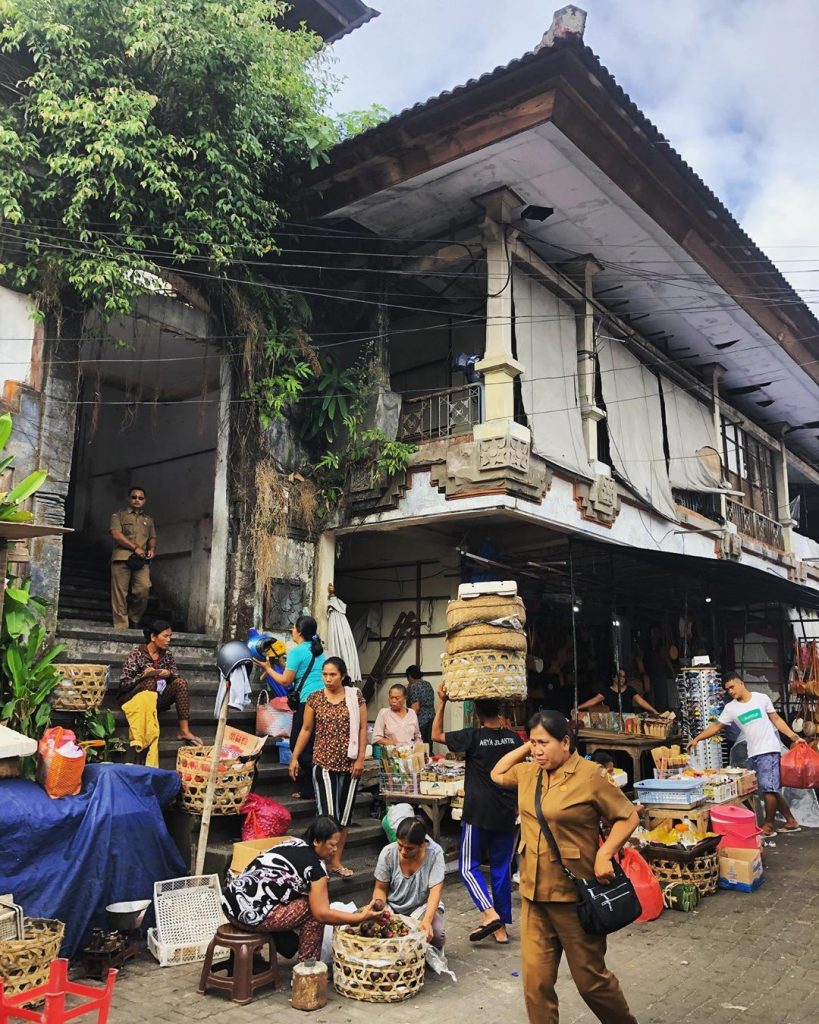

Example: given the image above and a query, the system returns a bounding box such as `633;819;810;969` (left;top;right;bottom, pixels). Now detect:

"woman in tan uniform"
491;710;639;1024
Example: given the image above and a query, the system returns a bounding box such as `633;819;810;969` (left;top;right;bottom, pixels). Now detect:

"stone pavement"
107;832;819;1024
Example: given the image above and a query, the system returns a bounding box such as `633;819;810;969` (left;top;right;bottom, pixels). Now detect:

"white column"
205;355;231;637
313;530;336;643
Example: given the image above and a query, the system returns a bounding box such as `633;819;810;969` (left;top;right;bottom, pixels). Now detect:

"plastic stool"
198;924;278;1005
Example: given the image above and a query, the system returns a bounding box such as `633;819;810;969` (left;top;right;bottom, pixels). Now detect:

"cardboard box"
221;726;266;759
230;835;293;875
718;847;764;893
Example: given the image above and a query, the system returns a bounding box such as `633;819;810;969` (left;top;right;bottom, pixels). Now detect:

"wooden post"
194;686;230;875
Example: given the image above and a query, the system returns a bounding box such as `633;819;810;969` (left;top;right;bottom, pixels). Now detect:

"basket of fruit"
332;904;426;1003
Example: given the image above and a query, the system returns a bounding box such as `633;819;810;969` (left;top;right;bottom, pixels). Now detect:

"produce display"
353;901;410;940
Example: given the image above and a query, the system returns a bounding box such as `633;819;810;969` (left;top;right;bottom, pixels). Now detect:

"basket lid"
0;725;37;759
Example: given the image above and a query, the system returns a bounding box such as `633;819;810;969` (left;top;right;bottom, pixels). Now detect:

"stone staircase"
55;619;388;900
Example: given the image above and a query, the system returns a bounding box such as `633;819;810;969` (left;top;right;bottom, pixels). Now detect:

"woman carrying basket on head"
490;710;640;1024
257;615;325;800
289;656;367;878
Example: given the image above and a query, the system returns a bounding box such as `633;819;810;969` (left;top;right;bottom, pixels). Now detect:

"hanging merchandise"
677;666;724;770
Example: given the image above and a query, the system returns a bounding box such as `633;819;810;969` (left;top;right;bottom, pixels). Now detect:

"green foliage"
0;412;49;522
0;576;65;776
78;708;126;762
0;0;342;315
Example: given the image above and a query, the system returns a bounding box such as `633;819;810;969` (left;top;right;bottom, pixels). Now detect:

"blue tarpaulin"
0;763;186;958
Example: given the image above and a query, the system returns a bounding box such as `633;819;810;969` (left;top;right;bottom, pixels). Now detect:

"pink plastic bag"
620;846;663;923
241;793;292;840
780;743;819;789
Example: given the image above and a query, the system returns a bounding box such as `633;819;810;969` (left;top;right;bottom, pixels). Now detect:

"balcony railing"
725;498;785;549
672;489;721;521
398;384;482;442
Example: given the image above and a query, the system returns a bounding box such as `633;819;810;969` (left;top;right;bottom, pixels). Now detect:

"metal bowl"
105;899;150;932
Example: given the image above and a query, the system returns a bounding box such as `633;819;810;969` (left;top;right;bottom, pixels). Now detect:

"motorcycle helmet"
217;640;254;677
247;628;276;661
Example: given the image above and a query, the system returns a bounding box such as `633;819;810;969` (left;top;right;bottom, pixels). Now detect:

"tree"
0;0;342;316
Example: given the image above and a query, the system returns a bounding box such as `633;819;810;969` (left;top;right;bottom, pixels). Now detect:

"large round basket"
0;918;64;997
176;746;255;815
51;664;109;712
332;917;425;1003
641;850;719;897
441;649;527;701
445;624;527;656
446;595;525;630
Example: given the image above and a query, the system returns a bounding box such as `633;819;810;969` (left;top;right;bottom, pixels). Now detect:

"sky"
327;0;819;300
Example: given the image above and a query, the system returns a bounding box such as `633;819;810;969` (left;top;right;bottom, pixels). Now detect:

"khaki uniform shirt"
110;508;157;562
500;752;635;902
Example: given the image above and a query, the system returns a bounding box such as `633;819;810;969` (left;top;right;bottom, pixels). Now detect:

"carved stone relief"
576;474;621;527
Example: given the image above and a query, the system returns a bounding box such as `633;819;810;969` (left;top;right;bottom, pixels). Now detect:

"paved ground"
107;831;819;1024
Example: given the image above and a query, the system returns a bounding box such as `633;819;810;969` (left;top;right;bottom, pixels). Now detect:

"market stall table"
381;792;450;843
576;729;672;782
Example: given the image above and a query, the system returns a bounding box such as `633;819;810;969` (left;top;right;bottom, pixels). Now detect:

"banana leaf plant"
0;577;65;777
0;411;49;522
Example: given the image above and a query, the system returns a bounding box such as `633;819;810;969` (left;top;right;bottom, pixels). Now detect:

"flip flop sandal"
469;920;504;943
778;824;802;833
331;866;355;878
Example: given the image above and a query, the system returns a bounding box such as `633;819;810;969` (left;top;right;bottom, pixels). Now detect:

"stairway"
57;534;181;627
55;619;388;899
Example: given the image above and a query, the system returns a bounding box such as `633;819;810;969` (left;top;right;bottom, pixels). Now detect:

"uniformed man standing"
110;486;156;630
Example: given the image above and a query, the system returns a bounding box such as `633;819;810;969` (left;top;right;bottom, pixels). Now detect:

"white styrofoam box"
457;581;518;599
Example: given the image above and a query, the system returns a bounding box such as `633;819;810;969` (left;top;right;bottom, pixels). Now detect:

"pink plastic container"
710;804;762;850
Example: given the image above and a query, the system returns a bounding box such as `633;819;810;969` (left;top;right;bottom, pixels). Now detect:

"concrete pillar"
577;259;605;470
313;530;336;644
707;364;728;525
473;188;531;466
205;354;231;638
774;431;796;554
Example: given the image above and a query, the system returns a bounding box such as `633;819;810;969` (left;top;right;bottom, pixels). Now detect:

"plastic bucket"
710;804;761;849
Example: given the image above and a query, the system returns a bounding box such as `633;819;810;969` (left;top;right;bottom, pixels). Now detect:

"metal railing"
725;498;785;549
672;489;721;521
398;384;482;442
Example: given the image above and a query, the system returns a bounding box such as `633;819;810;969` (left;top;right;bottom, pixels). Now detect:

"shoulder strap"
534;770;578;882
292;652;317;698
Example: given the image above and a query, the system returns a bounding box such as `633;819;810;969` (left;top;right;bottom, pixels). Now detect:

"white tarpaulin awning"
662;378;723;492
513;269;591;478
597;334;678;520
327;594;362;684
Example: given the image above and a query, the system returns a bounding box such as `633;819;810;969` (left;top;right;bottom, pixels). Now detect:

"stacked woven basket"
441;584;528;702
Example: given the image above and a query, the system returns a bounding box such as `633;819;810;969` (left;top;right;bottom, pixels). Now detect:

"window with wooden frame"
721;420;777;518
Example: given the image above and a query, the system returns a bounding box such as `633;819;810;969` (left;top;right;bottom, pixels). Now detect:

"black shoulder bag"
533;769;641;936
286;653;317;711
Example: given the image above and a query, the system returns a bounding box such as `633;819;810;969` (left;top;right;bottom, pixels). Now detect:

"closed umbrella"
326;591;362;684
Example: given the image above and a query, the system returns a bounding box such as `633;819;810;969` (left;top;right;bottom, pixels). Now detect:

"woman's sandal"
330;866;355;878
778;823;802;833
469;919;504;943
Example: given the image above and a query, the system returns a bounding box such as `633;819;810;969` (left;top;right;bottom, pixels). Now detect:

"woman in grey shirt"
372;817;446;948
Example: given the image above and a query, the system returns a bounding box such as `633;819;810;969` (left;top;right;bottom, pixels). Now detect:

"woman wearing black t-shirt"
432;688;523;944
578;669;660;717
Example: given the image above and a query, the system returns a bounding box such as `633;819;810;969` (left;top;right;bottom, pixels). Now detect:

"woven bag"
446;595;526;630
445;624;526;656
441;649;527;701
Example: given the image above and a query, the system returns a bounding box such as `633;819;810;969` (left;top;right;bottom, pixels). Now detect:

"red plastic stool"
0;959;116;1024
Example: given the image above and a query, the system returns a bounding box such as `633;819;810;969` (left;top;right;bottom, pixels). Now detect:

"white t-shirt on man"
718;691;778;757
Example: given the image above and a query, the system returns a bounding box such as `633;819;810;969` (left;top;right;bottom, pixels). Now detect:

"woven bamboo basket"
446;595;525;630
641;717;676;739
641;850;719;896
445;624;527;656
0;758;20;779
441;649;528;701
176;746;256;815
0;918;64;997
51;664;109;712
332;917;425;1003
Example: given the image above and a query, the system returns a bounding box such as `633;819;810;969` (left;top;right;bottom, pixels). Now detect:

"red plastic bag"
780;743;819;788
620;846;663;923
241;793;292;840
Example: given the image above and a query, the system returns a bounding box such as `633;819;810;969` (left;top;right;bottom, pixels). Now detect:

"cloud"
329;0;819;301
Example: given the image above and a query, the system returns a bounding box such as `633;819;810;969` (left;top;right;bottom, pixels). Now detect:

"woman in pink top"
372;685;421;745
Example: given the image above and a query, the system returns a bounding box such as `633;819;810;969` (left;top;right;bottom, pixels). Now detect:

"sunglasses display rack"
676;665;725;771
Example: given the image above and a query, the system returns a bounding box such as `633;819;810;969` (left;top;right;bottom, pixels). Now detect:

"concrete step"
57;622;216;664
57;622;215;647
